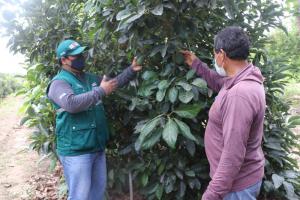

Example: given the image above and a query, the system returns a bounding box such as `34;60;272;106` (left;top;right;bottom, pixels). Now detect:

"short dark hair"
214;26;250;60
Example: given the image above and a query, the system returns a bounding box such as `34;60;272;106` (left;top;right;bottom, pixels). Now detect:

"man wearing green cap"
47;39;142;200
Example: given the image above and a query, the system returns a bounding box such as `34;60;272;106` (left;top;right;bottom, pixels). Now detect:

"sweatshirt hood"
225;63;264;89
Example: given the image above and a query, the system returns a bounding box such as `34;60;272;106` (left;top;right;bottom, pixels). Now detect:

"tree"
0;73;21;99
2;0;300;199
265;1;300;82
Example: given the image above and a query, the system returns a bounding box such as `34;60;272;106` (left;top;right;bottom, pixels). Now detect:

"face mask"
69;55;85;71
214;59;226;76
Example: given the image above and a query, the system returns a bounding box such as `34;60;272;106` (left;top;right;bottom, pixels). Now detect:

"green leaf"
155;184;163;199
185;170;195;177
168;87;178;103
38;123;49;136
178;90;194;103
191;78;207;88
188;178;201;190
125;13;143;23
174;52;185;65
283;181;295;197
158;163;165;175
142;131;162;149
186;69;196;80
174;104;204;119
138;84;157;97
272;174;284;189
265;142;282;150
49;154;57;172
150;45;162;57
164;176;175;193
174;118;196;142
118;35;128;44
142;71;157;80
124;5;145;24
283;170;299;179
208;88;213;97
176;81;192;91
185;139;196;156
175;169;183;180
141;173;149;186
179;181;186;197
156;89;167;102
158;80;169;90
263;181;275;193
135;117;162;151
162;118;178;149
145;183;159;195
141;117;161;136
20;116;31;125
288;115;300;122
116;9;132;21
289;117;300;126
151;4;164;16
137;56;145;65
161;44;168;57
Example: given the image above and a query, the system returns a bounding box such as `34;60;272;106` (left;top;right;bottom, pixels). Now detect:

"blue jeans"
59;151;107;200
223;181;262;200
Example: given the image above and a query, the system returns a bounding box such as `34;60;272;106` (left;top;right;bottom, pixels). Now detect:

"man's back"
205;64;265;192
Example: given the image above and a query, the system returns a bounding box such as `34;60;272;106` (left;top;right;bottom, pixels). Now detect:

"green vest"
48;69;109;156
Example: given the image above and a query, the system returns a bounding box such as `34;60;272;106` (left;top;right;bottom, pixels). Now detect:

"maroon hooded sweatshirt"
191;59;265;200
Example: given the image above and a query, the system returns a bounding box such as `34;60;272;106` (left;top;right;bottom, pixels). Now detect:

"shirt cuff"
202;189;222;200
93;86;106;98
191;58;202;70
128;65;137;75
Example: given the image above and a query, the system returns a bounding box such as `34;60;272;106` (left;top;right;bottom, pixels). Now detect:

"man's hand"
100;75;118;95
131;57;143;72
181;50;198;67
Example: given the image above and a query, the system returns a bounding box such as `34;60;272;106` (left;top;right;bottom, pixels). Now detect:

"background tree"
0;73;21;100
1;0;300;199
265;0;300;81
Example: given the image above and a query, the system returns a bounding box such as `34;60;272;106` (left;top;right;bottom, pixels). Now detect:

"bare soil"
0;96;59;200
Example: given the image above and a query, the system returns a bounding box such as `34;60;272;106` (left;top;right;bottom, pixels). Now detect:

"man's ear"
60;57;67;65
220;49;227;61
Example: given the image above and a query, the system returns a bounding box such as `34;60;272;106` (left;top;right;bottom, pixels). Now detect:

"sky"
0;0;26;75
0;37;26;75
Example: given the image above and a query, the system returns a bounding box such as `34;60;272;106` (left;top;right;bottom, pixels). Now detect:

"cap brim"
68;46;87;56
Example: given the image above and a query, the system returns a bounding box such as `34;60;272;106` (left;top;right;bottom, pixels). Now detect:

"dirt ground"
0;96;140;200
0;96;57;200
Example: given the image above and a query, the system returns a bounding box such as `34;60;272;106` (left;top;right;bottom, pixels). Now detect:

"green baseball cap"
56;39;87;59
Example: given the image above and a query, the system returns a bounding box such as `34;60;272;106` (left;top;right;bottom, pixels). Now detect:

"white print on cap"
69;42;79;49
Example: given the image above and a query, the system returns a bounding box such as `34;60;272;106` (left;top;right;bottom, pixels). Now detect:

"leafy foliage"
0;73;21;99
264;0;300;81
2;0;300;199
253;51;300;200
266;29;300;81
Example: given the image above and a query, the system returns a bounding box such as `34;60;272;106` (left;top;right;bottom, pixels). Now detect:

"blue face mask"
70;55;85;71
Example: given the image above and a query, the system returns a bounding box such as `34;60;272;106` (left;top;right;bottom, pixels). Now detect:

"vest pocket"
70;112;99;151
56;131;71;148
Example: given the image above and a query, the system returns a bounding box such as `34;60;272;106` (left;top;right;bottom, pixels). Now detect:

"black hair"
214;26;250;60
